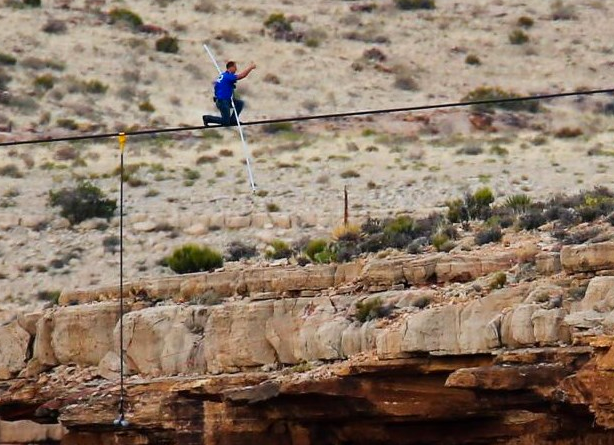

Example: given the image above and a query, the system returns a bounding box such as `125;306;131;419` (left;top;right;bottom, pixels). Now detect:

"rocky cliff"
4;238;614;444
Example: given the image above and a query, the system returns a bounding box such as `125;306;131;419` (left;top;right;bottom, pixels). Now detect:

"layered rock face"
4;241;614;443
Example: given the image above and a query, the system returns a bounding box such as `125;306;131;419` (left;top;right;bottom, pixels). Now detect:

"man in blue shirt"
202;61;256;127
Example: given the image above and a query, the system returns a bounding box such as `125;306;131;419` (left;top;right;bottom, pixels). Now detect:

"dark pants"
203;98;244;126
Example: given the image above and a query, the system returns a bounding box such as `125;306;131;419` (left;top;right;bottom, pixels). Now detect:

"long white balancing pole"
203;44;257;192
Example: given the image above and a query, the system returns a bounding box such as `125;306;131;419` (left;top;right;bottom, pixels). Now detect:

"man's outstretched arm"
236;62;257;80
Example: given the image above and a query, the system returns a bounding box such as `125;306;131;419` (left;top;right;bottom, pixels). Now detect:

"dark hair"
226;61;236;69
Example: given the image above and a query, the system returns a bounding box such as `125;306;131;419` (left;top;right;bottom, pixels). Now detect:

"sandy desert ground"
0;0;613;311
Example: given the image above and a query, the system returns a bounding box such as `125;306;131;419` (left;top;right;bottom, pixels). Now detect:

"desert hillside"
0;0;613;308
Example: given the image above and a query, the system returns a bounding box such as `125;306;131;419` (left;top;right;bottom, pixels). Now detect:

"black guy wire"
0;87;612;148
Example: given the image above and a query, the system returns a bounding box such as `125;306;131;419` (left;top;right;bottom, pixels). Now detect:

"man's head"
226;61;237;73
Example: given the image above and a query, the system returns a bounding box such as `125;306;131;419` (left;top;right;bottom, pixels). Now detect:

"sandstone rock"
0;319;30;379
334;261;363;286
226;216;251;230
250;213;271;228
502;304;538;347
0;213;19;230
561;242;614;273
565;310;605;331
19;215;49;230
0;420;65;443
118;305;207;376
184;223;208;236
208;213;226;228
179;270;241;301
205;301;276;373
32;313;58;367
531;308;570;345
536;252;562;275
580;276;614;312
271;213;292;229
50;303;121;366
133;220;158;232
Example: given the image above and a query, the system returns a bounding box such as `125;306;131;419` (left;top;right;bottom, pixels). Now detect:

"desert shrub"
216;29;244;43
43;19;67;34
102;235;120;253
395;0;435;10
462;86;539;113
139;100;155;112
37;290;61;304
554;127;583;138
263;73;281;85
54;145;79;161
33;74;54;91
449;187;494;222
262;122;294;134
504;194;532;214
49;182;117;224
340;169;360;179
0;53;17;66
509;29;529;45
490;272;507;289
264;13;302;42
475;225;502;245
164;244;223;274
382;215;415;249
550;0;576;20
194;0;216;13
517;16;534;28
363;47;387;62
0;164;23;178
465;54;481;65
109;8;144;30
156;36;179;54
457;145;483;156
196;154;218;164
21;57;65;71
519;210;547;230
490;145;508;156
432;232;454;252
266;202;280;212
361;217;383;235
57;118;78;130
226;241;258;262
355;297;390;323
183;168;200;181
84;79;108;94
332;223;362;243
305;239;328;261
265;239;293;260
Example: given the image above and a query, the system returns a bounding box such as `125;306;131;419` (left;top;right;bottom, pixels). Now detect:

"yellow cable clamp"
118;132;126;153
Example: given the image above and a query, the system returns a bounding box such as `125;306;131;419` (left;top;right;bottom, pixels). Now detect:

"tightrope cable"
1;87;612;148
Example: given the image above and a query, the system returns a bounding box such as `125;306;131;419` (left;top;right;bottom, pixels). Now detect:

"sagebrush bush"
84;79;108;94
304;239;328;261
49;182;116;224
519;210;547;230
165;244;223;274
265;239;292;260
395;0;435;10
33;74;54;91
509;29;529;45
109;8;143;30
465;54;481;65
43;19;67;34
517;16;534;28
226;241;258;262
447;188;494;222
0;53;17;66
156;36;179;54
475;225;502;245
462;86;539;113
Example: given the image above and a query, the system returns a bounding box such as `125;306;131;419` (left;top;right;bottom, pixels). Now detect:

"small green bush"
164;244;223;274
23;0;41;6
490;272;507;289
57;118;78;130
305;239;328;261
0;53;17;66
49;181;117;224
517;16;534;28
84;79;108;94
509;29;529;45
37;290;61;304
394;0;435;10
504;194;532;214
156;36;179;54
462;86;540;113
109;8;144;30
0;164;23;178
465;54;481;65
139;100;156;112
262;122;294;134
264;13;292;32
265;239;293;260
340;169;360;178
34;74;54;91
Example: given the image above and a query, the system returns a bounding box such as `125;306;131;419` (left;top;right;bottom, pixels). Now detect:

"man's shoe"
202;116;209;127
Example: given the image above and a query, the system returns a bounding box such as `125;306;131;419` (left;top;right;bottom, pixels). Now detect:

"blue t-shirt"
214;71;238;100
